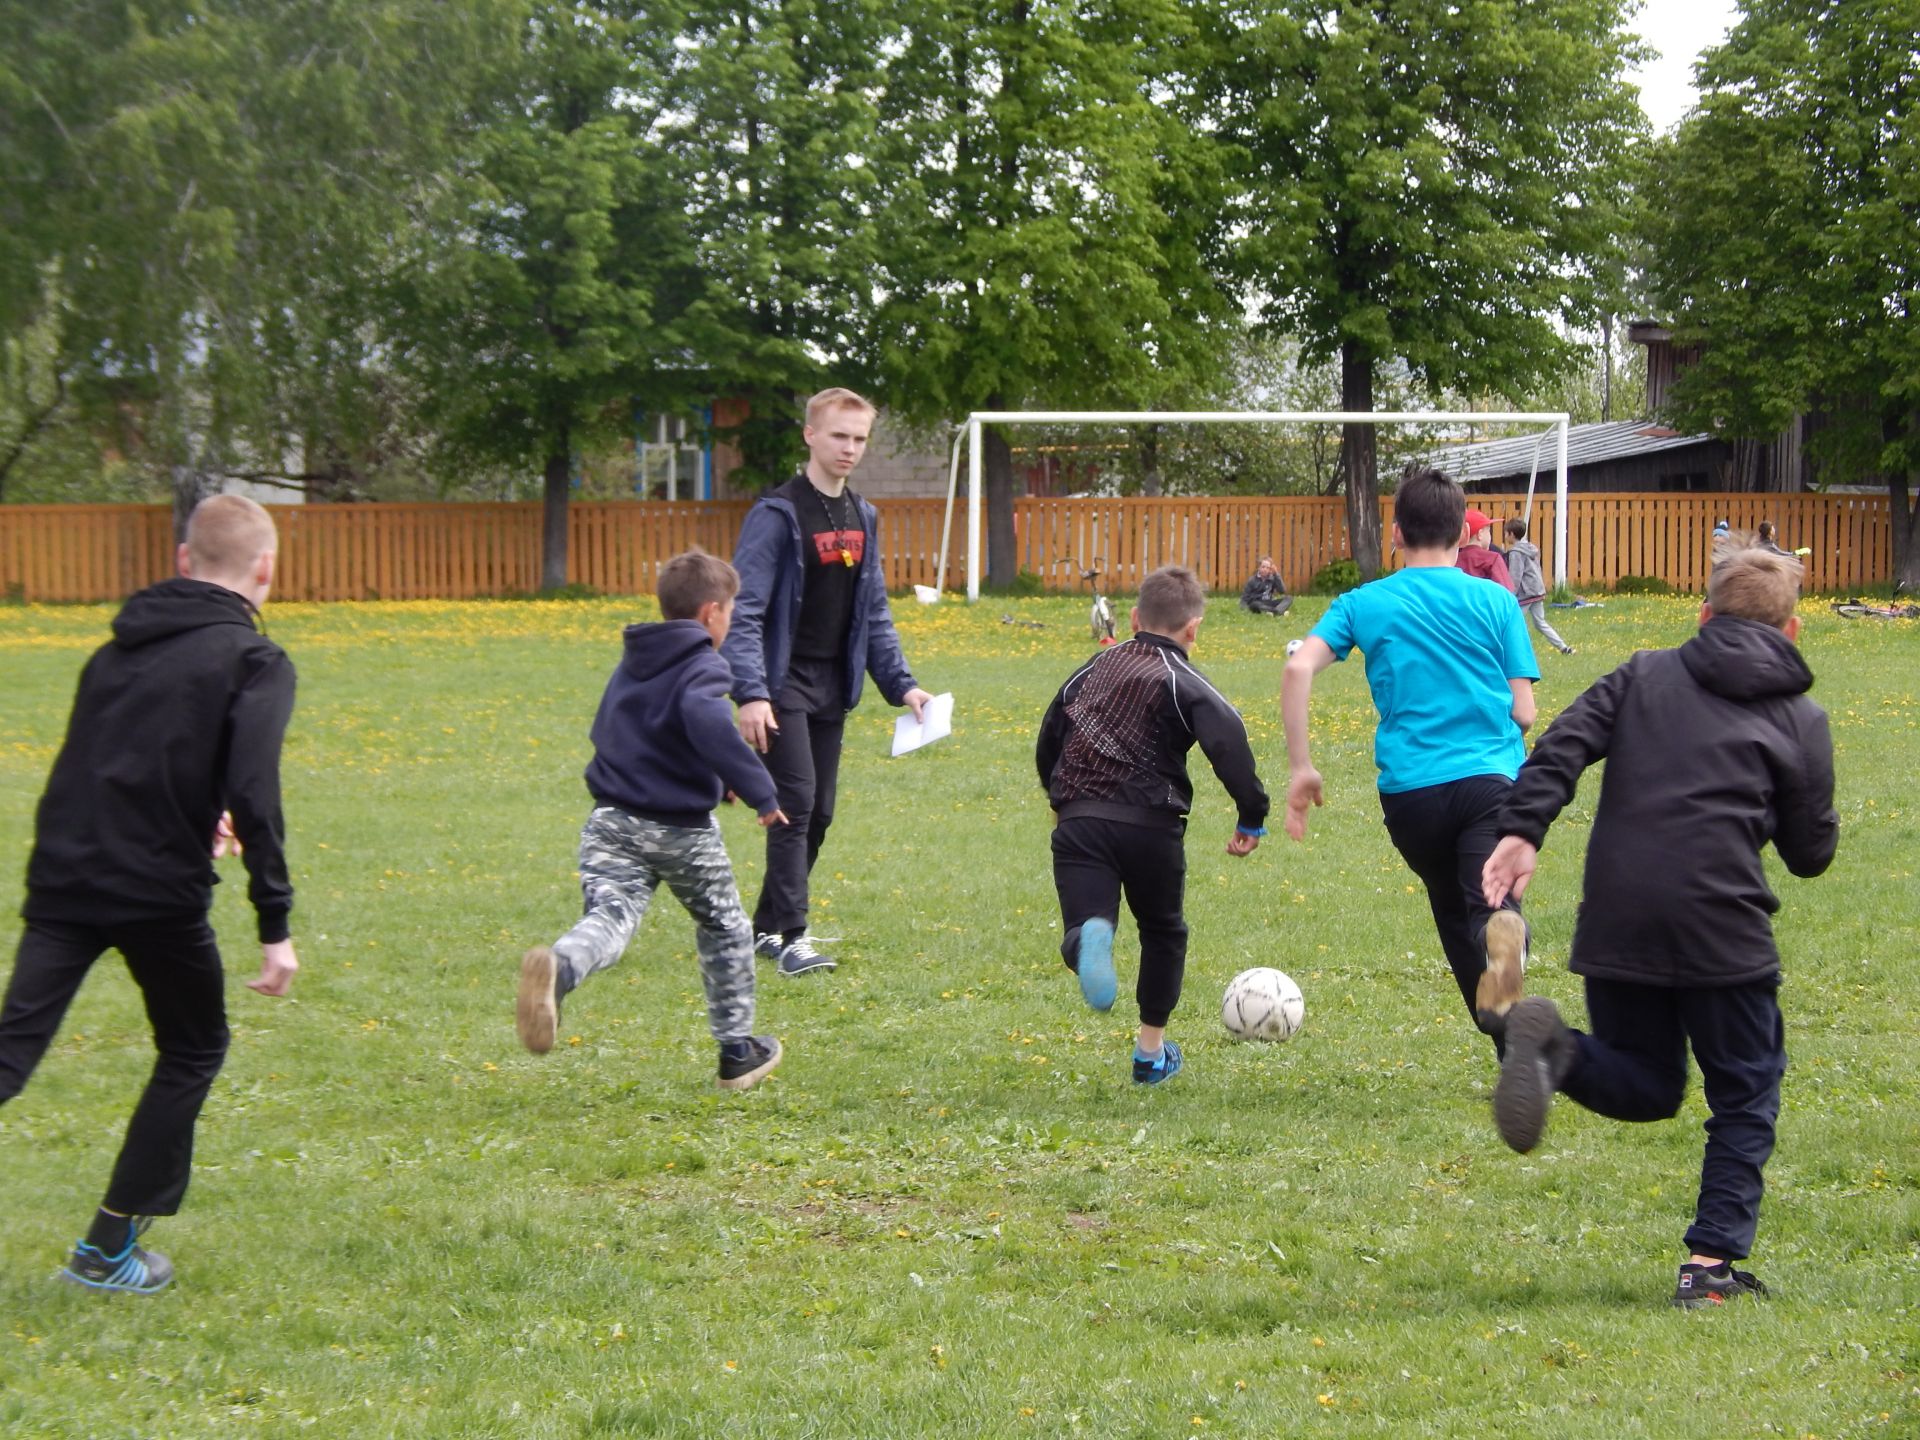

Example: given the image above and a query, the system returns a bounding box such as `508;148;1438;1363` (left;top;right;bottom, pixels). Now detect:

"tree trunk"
1140;423;1162;497
1340;342;1383;581
541;445;572;591
170;456;221;544
984;396;1018;589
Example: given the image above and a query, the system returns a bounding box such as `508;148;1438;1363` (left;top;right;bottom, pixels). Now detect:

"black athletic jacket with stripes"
1036;632;1269;834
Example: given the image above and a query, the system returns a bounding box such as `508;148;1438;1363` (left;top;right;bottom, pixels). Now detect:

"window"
637;413;707;499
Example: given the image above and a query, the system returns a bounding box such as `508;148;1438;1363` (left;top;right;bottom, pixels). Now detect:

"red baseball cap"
1463;508;1493;534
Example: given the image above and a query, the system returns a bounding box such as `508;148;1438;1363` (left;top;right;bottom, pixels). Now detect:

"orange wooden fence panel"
0;493;1895;603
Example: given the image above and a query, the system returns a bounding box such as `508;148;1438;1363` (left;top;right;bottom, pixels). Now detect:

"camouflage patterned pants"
552;807;756;1043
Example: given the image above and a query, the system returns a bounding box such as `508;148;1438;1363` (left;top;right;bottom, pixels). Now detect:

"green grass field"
1;591;1915;1438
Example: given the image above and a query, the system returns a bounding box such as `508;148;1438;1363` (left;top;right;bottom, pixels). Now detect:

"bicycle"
1057;556;1116;642
1831;597;1919;619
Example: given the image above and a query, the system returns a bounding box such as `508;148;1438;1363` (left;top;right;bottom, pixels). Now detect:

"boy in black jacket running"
1036;565;1270;1084
1482;544;1838;1308
517;550;790;1090
1;494;299;1294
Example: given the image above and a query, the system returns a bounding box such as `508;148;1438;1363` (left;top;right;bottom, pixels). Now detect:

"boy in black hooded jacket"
1482;543;1838;1308
1;494;299;1294
517;550;790;1091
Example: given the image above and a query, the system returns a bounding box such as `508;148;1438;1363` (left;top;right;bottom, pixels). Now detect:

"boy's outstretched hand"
249;939;298;996
1284;768;1324;841
1226;830;1260;857
1482;836;1538;908
757;808;791;828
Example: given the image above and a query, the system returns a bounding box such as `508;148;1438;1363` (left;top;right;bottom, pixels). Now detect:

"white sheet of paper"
891;692;954;757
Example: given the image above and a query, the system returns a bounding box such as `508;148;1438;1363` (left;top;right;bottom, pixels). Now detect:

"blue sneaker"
1133;1038;1183;1085
1075;918;1117;1012
60;1225;173;1295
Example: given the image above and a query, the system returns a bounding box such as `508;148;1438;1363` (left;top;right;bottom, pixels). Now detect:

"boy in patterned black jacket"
517;551;789;1090
1036;565;1270;1084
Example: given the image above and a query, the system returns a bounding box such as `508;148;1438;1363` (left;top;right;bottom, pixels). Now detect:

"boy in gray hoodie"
1503;517;1573;654
517;550;789;1089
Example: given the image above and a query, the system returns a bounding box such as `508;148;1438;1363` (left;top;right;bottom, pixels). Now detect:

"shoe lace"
785;936;820;961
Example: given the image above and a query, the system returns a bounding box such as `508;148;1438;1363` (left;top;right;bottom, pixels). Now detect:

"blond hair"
1137;565;1206;633
656;548;738;620
185;494;277;579
1708;535;1801;627
805;387;878;429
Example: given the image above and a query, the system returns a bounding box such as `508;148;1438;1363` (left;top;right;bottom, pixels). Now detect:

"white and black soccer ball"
1221;966;1305;1042
1284;638;1305;658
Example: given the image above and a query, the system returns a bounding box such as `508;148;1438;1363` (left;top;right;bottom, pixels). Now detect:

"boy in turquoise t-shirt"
1281;467;1541;1050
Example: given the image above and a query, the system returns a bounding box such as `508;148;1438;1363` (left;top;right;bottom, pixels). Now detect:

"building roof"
1425;418;1718;485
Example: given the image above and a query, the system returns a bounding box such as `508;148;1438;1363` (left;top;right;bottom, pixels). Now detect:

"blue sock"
1133;1043;1163;1063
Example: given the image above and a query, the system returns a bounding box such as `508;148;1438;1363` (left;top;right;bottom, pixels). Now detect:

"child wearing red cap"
1455;509;1516;592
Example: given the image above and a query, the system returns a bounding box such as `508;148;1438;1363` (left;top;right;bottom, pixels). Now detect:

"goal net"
936;410;1571;601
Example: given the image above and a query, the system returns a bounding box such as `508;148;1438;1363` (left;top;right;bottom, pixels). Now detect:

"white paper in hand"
891;692;954;757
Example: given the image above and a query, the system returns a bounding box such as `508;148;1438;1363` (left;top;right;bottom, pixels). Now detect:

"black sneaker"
1493;997;1575;1153
753;931;785;961
1673;1262;1769;1309
777;934;836;976
1476;909;1528;1035
717;1035;783;1091
61;1226;173;1295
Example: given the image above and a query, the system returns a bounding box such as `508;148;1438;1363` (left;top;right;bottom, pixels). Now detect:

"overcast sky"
1626;0;1743;133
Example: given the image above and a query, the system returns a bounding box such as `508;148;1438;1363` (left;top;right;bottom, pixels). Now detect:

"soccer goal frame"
936;410;1572;601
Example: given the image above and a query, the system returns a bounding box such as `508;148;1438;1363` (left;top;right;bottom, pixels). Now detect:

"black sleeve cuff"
256;906;292;945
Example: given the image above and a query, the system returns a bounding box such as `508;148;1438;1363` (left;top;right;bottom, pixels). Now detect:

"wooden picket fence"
0;492;1895;603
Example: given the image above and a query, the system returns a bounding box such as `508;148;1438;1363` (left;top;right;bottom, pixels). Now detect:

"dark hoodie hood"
618;619;714;682
112;577;261;649
1679;614;1813;702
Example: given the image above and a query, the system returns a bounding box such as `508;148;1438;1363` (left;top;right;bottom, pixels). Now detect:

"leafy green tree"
397;3;701;588
1640;0;1920;590
666;0;897;487
1206;0;1645;577
872;0;1235;585
0;1;521;521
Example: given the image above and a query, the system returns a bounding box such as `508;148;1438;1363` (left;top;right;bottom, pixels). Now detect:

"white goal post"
937;410;1572;601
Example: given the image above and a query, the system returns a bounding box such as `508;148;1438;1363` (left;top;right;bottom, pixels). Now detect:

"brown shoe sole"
517;946;558;1054
1477;909;1527;1023
717;1037;783;1091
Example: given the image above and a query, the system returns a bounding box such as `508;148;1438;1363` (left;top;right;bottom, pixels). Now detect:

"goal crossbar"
941;410;1571;601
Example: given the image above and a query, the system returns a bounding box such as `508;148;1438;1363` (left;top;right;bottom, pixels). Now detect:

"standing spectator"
1504;517;1574;654
723;388;934;976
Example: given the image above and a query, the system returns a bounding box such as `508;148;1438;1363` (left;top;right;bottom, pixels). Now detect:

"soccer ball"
1221;967;1305;1042
1284;638;1305;658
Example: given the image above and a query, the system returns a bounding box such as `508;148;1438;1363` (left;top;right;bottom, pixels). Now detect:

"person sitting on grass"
0;493;299;1295
517;549;790;1091
1239;555;1293;617
1482;541;1837;1309
1282;467;1538;1055
1036;565;1270;1085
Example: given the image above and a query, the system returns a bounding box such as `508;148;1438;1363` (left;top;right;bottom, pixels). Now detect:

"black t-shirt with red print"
774;473;864;662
